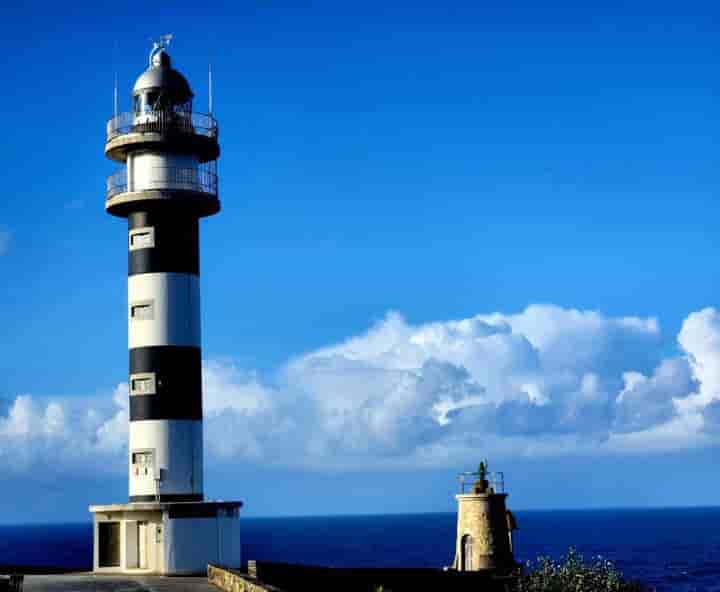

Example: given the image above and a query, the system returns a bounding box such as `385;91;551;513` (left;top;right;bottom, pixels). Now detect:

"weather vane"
149;33;173;65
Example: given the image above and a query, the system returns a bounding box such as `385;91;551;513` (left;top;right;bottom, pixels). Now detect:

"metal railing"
458;471;505;494
107;169;128;198
106;111;218;142
106;166;218;199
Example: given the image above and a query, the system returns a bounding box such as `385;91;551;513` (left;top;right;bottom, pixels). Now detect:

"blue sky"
0;0;719;523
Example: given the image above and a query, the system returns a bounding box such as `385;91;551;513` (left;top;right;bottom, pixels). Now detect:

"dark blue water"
1;508;719;591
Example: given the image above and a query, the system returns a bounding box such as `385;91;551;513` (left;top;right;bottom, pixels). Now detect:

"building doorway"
461;534;473;571
138;522;149;569
98;522;120;567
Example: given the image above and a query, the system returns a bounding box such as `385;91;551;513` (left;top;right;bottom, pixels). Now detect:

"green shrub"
517;548;644;592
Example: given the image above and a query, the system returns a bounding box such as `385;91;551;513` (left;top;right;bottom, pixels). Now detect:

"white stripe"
128;272;201;348
129;419;203;498
128;152;199;193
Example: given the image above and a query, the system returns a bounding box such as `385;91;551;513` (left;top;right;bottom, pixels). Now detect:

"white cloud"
280;306;665;454
94;384;130;453
2;304;720;473
0;385;128;474
202;360;291;460
676;308;720;432
614;359;694;434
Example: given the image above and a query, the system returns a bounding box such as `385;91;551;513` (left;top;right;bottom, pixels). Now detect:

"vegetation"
517;548;645;592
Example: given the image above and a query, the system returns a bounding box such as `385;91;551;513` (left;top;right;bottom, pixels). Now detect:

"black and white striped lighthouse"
90;37;240;574
106;38;218;504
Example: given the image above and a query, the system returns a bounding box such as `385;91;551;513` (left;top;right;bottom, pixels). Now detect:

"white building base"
89;501;242;575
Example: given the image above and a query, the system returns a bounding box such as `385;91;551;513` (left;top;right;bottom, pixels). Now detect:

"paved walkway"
25;575;217;592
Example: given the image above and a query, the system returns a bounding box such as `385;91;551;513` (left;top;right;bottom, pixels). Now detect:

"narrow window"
129;227;155;250
132;451;154;476
144;92;158;113
130;300;154;321
130;372;156;396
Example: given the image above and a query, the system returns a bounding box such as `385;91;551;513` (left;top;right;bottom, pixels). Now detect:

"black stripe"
130;494;204;503
168;502;242;518
129;346;202;421
168;504;218;518
128;210;199;276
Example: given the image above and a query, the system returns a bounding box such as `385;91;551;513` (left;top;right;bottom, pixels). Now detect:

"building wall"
164;514;241;574
92;507;240;575
128;420;203;498
218;513;242;566
453;494;512;571
124;521;138;568
128;272;200;349
128;152;199;193
127;266;203;501
92;510;164;573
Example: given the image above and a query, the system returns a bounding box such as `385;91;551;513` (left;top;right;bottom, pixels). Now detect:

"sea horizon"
2;503;719;526
1;507;719;590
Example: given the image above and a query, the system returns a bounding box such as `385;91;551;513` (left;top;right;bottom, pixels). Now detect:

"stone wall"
208;564;284;592
453;493;514;571
208;562;515;592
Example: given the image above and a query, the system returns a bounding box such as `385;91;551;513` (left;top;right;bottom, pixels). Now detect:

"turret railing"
106;111;219;142
107;166;218;199
458;471;505;494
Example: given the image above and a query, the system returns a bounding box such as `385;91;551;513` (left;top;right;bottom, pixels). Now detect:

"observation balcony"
105;111;220;164
105;164;220;218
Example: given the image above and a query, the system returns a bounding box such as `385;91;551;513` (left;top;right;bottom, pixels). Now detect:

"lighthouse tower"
452;462;517;574
90;37;241;575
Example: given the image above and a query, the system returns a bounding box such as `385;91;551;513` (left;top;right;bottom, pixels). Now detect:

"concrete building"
452;463;517;573
89;37;241;575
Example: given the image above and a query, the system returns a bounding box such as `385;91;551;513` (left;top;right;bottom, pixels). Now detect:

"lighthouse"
452;462;517;574
89;37;241;575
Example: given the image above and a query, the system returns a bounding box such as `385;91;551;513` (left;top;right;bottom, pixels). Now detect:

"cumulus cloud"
196;304;712;466
202;360;296;460
0;384;128;474
676;308;720;433
2;304;720;473
614;359;695;434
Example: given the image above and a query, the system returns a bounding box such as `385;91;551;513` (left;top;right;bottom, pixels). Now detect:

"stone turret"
452;461;518;573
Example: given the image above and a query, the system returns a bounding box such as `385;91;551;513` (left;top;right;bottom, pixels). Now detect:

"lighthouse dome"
132;49;194;102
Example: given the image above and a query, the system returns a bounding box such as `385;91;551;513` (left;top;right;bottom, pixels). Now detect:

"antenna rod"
113;39;119;118
113;73;119;118
209;61;213;115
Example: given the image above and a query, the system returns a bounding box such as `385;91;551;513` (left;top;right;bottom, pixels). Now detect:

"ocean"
1;508;718;591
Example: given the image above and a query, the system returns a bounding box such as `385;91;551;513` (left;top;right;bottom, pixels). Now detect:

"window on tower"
132;451;154;477
130;301;154;321
129;227;155;250
145;92;159;112
130;372;156;396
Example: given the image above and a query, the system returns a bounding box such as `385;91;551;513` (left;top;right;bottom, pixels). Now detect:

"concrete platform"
24;575;217;592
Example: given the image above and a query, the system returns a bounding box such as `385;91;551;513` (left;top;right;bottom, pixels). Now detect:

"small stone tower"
452;462;517;573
